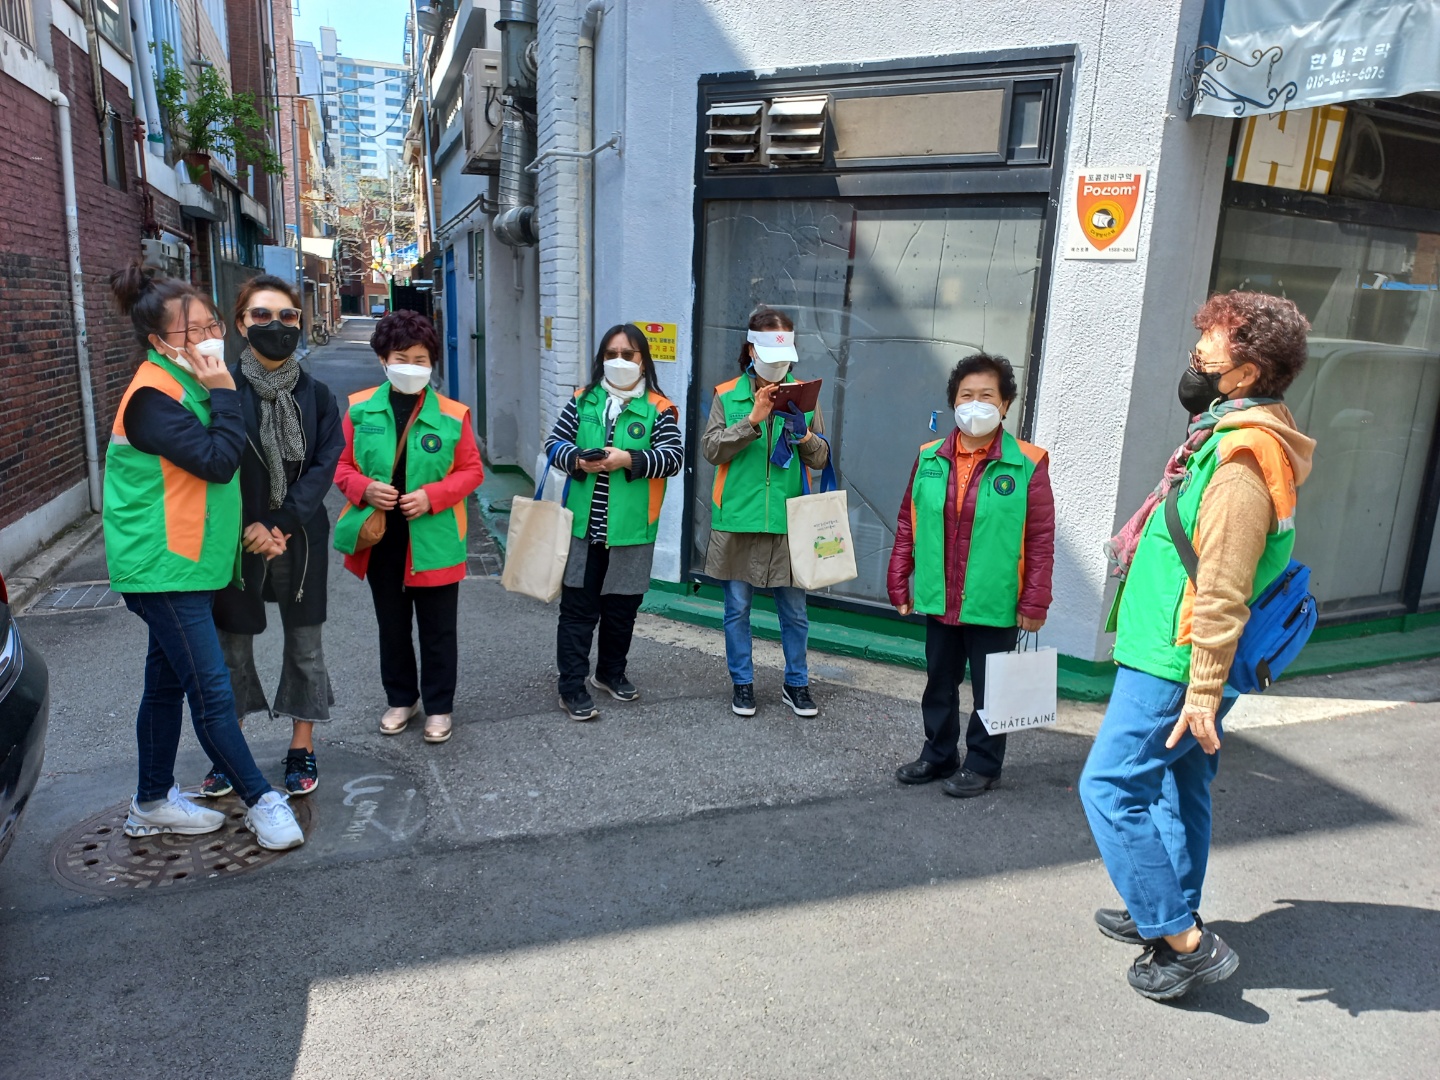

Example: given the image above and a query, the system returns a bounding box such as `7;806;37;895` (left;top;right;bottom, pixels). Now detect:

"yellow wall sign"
630;321;678;362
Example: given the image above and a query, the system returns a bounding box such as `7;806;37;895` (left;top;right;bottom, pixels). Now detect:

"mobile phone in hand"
578;448;608;461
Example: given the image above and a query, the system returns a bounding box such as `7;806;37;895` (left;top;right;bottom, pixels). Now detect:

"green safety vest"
333;384;471;572
103;351;242;593
709;374;817;535
1111;431;1295;682
564;383;676;546
909;430;1040;626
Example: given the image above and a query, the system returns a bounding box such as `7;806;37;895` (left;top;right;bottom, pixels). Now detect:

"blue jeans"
721;580;809;687
1079;666;1238;939
124;592;273;807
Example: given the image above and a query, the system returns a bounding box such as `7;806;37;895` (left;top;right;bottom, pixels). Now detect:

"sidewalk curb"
5;513;104;614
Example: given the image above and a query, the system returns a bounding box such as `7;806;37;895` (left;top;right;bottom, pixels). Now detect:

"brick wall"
0;33;146;531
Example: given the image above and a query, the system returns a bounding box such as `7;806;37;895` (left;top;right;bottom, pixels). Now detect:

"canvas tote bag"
501;445;573;603
786;453;858;591
979;632;1059;736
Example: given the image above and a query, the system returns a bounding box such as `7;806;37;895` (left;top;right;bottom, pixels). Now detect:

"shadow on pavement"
1168;899;1440;1023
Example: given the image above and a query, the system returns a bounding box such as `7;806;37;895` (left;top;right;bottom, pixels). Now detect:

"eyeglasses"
603;348;639;361
247;306;302;327
161;321;225;344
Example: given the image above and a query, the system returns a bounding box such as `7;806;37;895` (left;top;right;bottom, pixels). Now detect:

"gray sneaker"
124;787;225;837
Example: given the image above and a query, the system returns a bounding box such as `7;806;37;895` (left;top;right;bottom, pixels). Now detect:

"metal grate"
51;794;313;895
0;0;33;45
28;582;124;614
705;95;829;170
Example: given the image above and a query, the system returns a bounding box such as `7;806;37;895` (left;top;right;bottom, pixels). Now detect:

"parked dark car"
0;569;48;865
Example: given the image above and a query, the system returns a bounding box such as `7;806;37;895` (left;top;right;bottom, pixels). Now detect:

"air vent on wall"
705;100;763;168
705;95;829;170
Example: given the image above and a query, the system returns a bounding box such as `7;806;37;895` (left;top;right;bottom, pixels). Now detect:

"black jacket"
212;366;345;635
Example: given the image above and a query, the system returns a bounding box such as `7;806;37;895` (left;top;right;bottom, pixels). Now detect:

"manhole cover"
28;581;123;614
50;793;314;895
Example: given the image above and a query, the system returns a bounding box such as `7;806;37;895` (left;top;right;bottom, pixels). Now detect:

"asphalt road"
1;324;1436;1078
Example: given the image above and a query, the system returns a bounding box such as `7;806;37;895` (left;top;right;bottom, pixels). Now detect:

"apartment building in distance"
297;26;410;179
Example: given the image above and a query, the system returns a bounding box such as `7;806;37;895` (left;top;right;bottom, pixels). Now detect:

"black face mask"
1177;365;1232;416
246;321;303;361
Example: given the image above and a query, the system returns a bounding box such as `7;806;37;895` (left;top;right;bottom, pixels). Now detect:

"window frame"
685;46;1077;612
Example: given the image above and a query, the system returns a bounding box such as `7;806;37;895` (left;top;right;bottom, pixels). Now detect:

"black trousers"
920;618;1020;777
366;516;460;715
556;543;643;696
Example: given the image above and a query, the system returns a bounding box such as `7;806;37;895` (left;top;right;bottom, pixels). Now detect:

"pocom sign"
1063;168;1149;261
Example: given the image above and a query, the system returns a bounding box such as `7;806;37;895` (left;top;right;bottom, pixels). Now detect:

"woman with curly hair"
333;311;484;744
1080;291;1316;1000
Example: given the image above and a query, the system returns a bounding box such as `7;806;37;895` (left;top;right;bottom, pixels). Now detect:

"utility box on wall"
462;48;503;175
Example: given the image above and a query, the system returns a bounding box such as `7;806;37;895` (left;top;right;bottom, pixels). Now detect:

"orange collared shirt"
952;432;998;512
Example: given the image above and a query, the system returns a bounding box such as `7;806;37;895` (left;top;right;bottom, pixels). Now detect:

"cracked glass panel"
694;199;1045;606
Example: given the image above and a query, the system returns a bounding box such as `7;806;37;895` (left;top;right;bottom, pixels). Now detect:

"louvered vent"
766;95;827;164
705;95;829;170
705;101;764;168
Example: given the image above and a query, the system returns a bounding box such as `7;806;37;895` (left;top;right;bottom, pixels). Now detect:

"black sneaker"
559;690;599;721
731;683;757;717
1096;907;1198;946
1127;928;1238;1001
590;674;639;702
781;684;819;717
197;769;233;798
283;750;319;796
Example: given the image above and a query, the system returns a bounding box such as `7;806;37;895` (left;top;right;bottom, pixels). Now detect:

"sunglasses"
604;348;640;361
248;306;302;327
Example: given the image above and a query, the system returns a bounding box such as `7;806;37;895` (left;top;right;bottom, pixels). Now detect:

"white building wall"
532;0;1236;663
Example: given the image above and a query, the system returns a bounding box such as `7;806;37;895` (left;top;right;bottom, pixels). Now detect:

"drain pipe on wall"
526;0;620;385
50;92;104;514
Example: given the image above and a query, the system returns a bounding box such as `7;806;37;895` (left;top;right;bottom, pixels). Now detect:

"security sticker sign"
1063;169;1148;261
631;321;678;362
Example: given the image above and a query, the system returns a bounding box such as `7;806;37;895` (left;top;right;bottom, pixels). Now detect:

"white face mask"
156;339;195;374
194;337;226;362
954;400;1002;437
603;358;642;389
752;356;791;383
386;363;431;395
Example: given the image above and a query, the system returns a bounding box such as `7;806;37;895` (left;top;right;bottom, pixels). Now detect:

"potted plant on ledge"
154;43;284;192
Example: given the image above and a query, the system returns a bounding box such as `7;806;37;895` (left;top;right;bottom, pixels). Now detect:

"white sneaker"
244;790;305;851
124;786;226;837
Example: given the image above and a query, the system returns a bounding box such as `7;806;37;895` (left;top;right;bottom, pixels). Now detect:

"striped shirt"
544;396;683;544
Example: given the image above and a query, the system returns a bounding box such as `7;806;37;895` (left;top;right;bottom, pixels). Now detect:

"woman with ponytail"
103;261;304;851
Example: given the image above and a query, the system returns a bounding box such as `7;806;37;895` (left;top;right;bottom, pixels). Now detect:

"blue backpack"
1164;485;1317;693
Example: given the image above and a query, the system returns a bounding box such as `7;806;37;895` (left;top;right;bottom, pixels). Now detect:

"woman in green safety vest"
103;262;304;852
1080;291;1315;1001
333;311;485;746
543;324;683;721
701;305;830;719
888;352;1055;799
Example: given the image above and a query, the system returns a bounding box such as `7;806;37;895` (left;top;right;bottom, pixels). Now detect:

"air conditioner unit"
462;48;503;175
140;237;183;269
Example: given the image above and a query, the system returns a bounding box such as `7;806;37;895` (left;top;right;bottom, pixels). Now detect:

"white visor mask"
747;328;798;371
603;357;642;389
386;363;431;395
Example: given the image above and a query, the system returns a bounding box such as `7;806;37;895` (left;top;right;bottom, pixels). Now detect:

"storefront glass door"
1213;208;1440;615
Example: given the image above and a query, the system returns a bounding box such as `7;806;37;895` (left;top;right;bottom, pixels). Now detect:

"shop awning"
1191;0;1440;117
300;237;336;260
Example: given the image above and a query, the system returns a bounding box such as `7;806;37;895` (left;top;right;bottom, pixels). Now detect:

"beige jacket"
1187;404;1316;711
701;385;829;588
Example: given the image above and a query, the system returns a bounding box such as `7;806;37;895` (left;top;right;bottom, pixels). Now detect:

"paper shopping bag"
785;456;857;591
978;645;1058;736
500;446;573;603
